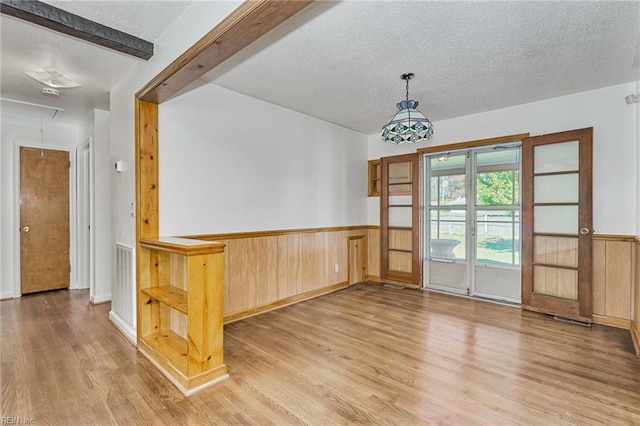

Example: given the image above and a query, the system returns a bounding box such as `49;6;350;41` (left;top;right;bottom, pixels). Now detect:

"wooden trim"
417;133;529;154
136;0;314;103
223;281;350;323
135;99;159;346
592;234;637;242
184;225;373;241
592;314;631;329
631;323;640;357
577;128;593;319
135;99;159;240
366;275;381;282
139;237;226;256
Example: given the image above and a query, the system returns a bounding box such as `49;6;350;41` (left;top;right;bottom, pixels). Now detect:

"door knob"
579;227;590;235
22;226;30;233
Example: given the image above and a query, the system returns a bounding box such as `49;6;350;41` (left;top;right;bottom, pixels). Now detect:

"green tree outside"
476;171;518;206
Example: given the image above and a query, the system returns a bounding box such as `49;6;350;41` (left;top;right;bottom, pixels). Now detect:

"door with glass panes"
381;153;421;286
425;145;521;302
521;128;592;322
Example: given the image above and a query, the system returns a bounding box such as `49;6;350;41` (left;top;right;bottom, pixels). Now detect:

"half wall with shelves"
137;237;227;395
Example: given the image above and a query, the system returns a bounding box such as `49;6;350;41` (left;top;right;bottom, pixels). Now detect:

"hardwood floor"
2;283;639;425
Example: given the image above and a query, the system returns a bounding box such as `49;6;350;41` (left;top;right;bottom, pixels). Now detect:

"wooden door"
381;153;421;286
521;128;592;322
348;236;365;284
20;147;70;294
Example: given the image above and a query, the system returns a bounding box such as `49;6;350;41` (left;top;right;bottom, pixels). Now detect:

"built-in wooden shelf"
141;285;188;314
142;330;188;373
368;159;381;196
137;237;227;395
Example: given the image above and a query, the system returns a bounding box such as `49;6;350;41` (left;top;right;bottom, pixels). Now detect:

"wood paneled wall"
186;226;637;339
632;238;640;356
190;226;377;322
592;235;636;328
367;227;380;281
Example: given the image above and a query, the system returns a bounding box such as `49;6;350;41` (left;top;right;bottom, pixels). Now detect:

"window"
429;154;466;260
475;150;520;266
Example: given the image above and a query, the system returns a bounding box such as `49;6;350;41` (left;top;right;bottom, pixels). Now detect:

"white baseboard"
90;293;111;304
0;291;14;300
109;310;136;345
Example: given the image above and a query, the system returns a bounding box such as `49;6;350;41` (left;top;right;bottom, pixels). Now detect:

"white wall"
93;110;111;303
159;84;367;236
79;109;112;303
368;83;638;236
110;1;241;249
109;1;242;340
0;115;80;298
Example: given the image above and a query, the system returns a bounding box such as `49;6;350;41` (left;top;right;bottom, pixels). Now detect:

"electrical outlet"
334;263;339;273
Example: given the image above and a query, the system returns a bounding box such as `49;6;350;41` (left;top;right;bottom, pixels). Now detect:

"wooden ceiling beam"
136;0;314;104
0;0;154;60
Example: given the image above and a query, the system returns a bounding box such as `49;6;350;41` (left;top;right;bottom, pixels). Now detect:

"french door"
380;153;421;286
521;128;593;322
424;145;522;302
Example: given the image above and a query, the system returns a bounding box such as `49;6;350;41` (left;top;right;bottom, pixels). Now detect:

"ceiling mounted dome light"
24;68;82;89
381;73;433;144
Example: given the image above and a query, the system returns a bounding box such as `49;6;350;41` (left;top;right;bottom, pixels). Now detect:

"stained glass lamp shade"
381;73;434;145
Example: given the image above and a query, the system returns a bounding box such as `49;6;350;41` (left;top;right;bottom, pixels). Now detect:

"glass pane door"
381;153;421;286
426;153;468;295
424;145;522;303
473;147;521;302
522;128;593;322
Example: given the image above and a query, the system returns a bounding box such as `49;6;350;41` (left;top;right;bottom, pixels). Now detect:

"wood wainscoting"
592;234;636;329
633;237;640;356
187;226;380;322
367;226;381;281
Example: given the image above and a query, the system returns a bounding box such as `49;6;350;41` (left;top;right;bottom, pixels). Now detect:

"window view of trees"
476;170;519;206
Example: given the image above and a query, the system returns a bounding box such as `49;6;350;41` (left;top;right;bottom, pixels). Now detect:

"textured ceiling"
2;1;639;132
43;0;192;42
204;1;640;135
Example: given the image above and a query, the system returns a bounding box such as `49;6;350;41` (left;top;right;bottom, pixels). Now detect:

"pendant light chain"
405;77;409;102
405;75;411;127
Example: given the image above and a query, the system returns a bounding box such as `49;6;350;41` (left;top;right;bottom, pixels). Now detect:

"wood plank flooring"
2;283;639;425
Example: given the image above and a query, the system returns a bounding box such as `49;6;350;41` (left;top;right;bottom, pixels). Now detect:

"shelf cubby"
137;237;227;395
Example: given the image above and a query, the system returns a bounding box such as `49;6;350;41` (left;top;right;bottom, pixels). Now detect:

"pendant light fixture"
381;73;434;144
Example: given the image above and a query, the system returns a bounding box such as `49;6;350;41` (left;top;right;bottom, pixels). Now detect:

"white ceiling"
0;1;191;123
2;1;639;134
